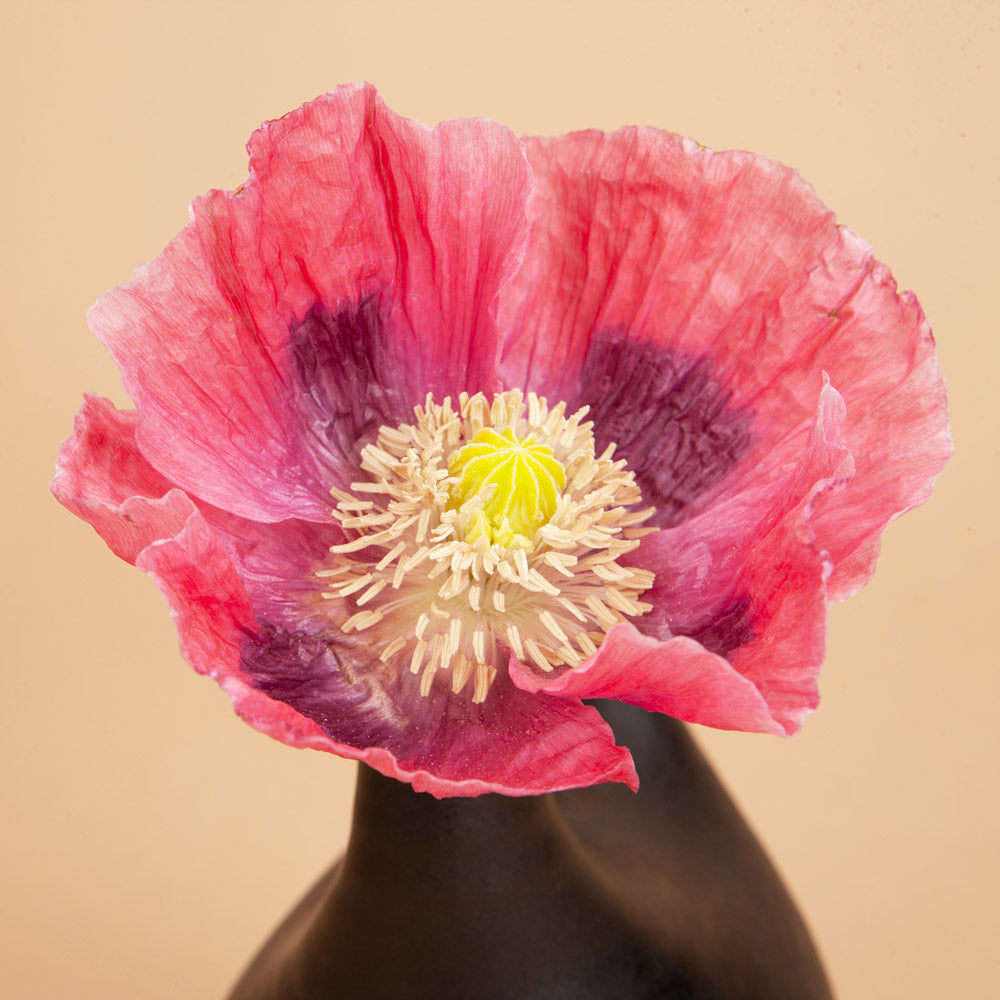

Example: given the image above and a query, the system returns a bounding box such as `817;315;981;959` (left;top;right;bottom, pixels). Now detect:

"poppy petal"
239;627;638;797
510;627;785;735
52;395;190;564
513;380;851;734
90;83;531;523
499;127;950;588
53;397;636;797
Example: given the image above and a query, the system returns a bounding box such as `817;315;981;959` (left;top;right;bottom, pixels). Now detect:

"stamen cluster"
318;390;655;702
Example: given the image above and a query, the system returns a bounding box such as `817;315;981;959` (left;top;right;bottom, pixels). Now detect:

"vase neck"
351;759;563;842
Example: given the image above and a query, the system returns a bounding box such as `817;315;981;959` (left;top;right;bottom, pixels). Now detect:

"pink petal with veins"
90;83;530;524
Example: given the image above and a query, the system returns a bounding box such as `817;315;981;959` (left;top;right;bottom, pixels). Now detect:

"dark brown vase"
228;701;833;999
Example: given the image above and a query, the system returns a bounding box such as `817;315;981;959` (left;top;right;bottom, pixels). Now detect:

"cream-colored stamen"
318;390;654;703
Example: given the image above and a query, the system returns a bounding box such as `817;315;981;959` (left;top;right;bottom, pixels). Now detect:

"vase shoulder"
229;706;832;1000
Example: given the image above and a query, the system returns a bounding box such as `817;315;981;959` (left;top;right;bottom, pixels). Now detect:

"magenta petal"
145;536;638;797
500;126;950;579
563;381;851;734
239;653;639;797
499;126;837;406
804;265;952;599
91;84;531;523
130;513;354;755
52;395;191;564
51;395;347;752
87;222;324;523
510;626;784;735
712;381;851;732
378;680;639;798
53;395;635;797
248;85;531;403
634;378;849;635
196;506;346;633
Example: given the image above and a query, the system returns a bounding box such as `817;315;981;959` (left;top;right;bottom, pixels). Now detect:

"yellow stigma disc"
448;427;566;544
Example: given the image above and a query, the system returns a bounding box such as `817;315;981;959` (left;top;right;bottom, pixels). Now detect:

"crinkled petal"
197;506;345;632
52;395;635;797
802;266;951;598
51;395;344;591
143;519;638;797
52;395;193;564
238;627;637;797
49;396;355;761
510;627;784;734
366;686;638;798
513;381;850;734
636;378;851;632
91;83;531;523
500;126;950;585
500;127;839;422
632;499;829;734
721;383;848;729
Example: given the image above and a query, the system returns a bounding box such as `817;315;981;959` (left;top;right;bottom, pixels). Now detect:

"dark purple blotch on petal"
638;592;755;659
241;621;408;745
290;298;411;469
680;593;755;659
240;621;569;780
574;331;754;528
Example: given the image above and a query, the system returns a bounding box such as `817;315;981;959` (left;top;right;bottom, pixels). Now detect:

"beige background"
3;1;996;997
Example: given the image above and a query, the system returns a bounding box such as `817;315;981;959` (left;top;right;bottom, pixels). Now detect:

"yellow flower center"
448;428;566;546
317;390;655;703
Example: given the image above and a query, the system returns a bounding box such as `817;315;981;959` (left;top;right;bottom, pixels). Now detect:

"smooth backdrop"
3;2;995;997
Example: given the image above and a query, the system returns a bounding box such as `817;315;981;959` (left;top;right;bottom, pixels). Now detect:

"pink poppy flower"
52;84;951;797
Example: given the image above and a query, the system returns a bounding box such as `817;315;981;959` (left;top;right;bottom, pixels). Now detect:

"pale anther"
317;390;655;704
